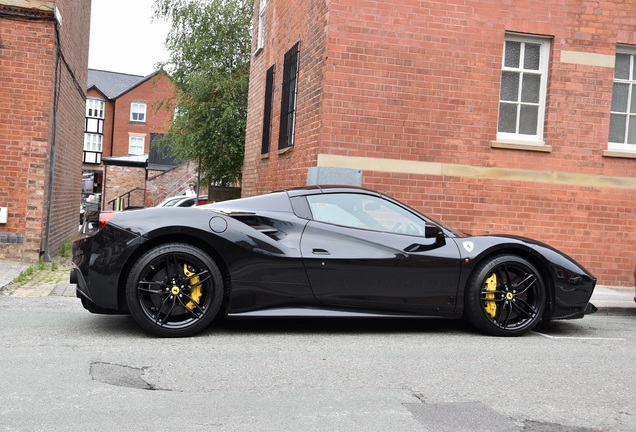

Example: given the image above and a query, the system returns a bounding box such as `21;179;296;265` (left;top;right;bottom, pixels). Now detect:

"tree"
154;0;252;187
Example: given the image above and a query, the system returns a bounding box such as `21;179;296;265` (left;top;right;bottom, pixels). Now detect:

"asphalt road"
0;296;634;432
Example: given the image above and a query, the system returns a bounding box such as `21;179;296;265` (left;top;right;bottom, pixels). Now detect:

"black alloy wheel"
126;243;223;337
464;255;546;336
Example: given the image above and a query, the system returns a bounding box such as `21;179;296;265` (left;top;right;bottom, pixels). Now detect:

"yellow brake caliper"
183;264;202;311
484;273;497;318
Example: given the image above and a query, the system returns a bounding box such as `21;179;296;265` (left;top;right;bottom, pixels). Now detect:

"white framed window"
257;0;267;50
85;98;105;134
609;45;636;152
83;133;102;152
497;34;550;145
86;99;104;118
130;103;146;122
129;135;145;155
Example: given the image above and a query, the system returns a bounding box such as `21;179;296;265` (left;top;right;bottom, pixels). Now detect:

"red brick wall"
103;165;146;210
242;0;328;193
244;0;636;286
0;11;53;259
0;0;89;260
111;72;176;157
47;0;91;258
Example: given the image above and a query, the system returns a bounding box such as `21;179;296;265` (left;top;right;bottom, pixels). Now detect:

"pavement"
0;258;77;298
0;258;635;316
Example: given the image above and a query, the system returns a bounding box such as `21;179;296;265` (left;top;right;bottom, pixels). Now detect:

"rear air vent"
231;215;285;240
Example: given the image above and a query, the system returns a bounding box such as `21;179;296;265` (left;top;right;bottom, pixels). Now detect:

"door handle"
312;248;330;255
404;243;439;253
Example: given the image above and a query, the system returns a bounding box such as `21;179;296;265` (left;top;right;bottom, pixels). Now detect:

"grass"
60;239;72;258
10;237;75;286
13;259;54;284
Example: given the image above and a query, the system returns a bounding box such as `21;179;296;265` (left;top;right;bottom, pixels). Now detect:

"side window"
609;46;636;153
131;103;146;122
178;198;196;207
83;133;102;152
257;0;267;51
306;193;427;236
497;34;550;145
86;99;104;119
129;135;145;155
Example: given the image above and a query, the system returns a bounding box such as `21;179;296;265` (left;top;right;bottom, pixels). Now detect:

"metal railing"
107;188;145;211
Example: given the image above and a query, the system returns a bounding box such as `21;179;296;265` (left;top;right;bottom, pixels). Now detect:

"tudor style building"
84;69;193;209
244;0;636;286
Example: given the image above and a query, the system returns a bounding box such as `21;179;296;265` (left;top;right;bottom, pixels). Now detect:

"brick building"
244;0;636;287
0;0;90;261
83;69;192;209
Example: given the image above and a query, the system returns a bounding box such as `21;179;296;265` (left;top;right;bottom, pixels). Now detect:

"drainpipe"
42;111;57;262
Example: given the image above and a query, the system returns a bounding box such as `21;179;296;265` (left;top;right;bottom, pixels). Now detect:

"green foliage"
14;267;34;284
8;254;74;292
154;0;252;187
60;239;73;258
14;259;47;283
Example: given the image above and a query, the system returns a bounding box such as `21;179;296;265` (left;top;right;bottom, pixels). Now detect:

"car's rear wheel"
464;255;545;336
125;243;223;337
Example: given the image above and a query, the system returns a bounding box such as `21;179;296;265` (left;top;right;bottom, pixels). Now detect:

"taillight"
98;211;117;230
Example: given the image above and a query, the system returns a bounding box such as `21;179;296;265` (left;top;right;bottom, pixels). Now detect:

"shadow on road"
212;316;472;336
81;312;587;339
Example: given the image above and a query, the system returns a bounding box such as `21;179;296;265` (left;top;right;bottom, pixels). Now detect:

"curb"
49;284;77;297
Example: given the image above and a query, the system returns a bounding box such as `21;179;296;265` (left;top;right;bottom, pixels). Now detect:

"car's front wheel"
464;255;546;336
125;243;223;337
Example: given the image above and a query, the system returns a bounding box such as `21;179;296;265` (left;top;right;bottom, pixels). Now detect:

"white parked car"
156;195;208;208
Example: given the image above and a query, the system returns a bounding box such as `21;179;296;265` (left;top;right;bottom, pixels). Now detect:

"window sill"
491;141;552;153
277;146;293;155
254;46;263;57
602;150;636;159
260;152;269;159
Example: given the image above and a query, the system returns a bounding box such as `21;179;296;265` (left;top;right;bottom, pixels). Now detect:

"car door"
299;192;462;313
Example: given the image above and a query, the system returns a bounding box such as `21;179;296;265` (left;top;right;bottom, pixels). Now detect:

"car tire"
464;255;546;336
125;243;223;337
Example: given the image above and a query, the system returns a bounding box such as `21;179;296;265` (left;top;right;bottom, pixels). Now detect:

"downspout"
42;110;57;262
144;157;149;206
110;99;115;157
102;163;108;211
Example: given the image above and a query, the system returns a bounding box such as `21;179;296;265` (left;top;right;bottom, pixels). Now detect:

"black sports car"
70;185;597;337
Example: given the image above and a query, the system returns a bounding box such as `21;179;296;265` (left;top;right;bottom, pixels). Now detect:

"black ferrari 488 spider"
70;185;596;337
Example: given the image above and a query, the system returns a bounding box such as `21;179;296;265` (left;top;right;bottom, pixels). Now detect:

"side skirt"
227;307;461;319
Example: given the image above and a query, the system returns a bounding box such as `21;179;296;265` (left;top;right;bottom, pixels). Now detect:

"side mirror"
425;223;444;239
404;223;446;253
